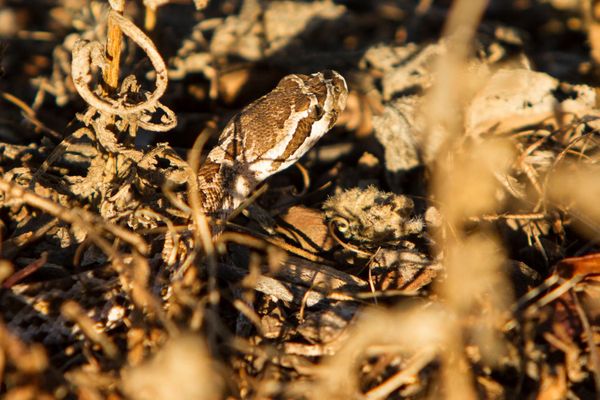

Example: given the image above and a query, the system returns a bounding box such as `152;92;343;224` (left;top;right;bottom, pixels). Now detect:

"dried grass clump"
323;186;423;245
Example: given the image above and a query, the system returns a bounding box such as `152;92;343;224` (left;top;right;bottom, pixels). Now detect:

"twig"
468;212;547;222
103;0;125;93
225;223;335;265
1;217;58;259
61;301;119;360
365;349;436;400
571;290;600;393
0;91;63;141
226;184;269;222
2;252;48;288
522;275;584;316
328;218;373;257
291;162;310;197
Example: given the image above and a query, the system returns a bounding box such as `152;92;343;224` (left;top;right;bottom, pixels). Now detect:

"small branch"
103;1;125;93
1;91;63;141
571;291;600;394
61;301;120;360
365;349;436;400
71;11;169;116
2;252;47;288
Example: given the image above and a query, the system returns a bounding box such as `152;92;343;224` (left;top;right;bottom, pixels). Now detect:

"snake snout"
322;69;348;113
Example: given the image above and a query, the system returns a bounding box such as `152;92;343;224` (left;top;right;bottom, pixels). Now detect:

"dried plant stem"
187;125;217;261
61;301;119;359
0;91;62;140
365;348;436;400
571;291;600;393
186;125;221;354
226;184;268;222
72;11;169;116
2;218;57;259
582;0;600;64
103;5;124;94
2;252;47;288
145;5;157;32
0;322;48;373
468;212;547;222
226;223;334;265
428;0;489;398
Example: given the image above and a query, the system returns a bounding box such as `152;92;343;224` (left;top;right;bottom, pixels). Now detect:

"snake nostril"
321;70;334;80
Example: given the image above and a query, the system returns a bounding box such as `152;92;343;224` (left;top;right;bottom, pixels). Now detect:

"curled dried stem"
71;10;168;117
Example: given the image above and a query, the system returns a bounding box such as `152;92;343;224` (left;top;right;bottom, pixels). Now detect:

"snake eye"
313;104;324;119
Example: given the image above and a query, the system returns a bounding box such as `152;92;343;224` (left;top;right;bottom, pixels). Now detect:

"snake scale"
2;71;348;352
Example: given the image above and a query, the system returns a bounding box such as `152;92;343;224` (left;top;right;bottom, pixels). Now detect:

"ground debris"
2;1;600;399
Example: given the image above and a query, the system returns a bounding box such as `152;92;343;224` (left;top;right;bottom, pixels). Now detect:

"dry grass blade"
0;91;62;141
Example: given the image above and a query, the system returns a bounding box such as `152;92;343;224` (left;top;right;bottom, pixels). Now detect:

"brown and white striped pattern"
198;70;348;216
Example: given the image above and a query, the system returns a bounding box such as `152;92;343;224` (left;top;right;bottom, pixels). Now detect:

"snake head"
202;70;348;214
319;69;348;126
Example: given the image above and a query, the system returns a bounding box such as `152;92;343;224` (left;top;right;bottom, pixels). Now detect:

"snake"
198;70;348;216
2;70;348;353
